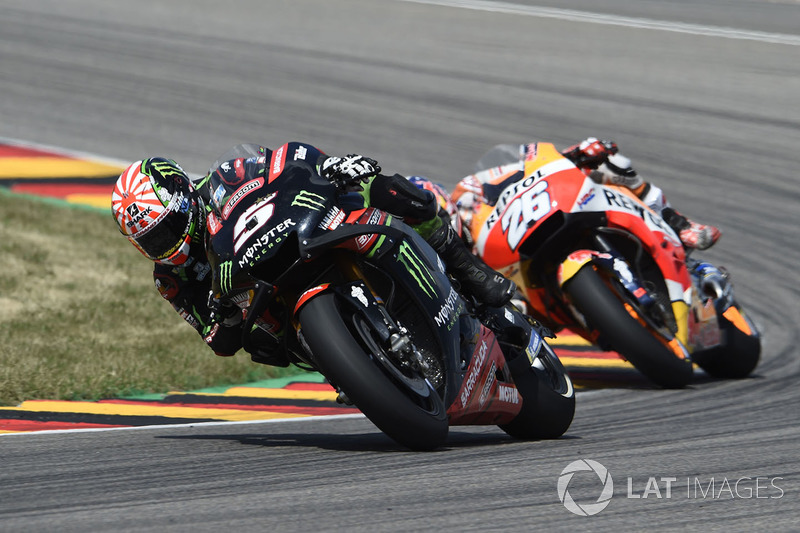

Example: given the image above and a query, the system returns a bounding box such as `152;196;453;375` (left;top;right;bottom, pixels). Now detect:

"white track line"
0;413;368;437
2;389;603;437
0;135;131;167
396;0;800;46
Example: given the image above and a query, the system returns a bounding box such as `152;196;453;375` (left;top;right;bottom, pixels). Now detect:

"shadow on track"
159;429;582;453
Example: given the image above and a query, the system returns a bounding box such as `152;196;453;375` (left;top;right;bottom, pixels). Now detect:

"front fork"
294;276;440;389
557;241;689;351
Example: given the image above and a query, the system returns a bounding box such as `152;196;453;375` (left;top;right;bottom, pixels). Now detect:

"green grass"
0;190;304;406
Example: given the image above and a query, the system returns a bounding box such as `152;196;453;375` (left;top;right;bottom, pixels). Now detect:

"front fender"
557;250;612;287
559;249;692;352
293;283;332;317
294;280;395;355
557;249;656;309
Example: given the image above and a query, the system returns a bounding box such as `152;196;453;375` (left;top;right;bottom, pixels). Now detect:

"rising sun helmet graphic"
111;157;199;266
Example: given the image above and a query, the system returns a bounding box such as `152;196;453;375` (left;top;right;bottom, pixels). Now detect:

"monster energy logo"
291;190;326;211
397;241;436;299
219;260;233;294
148;159;184;179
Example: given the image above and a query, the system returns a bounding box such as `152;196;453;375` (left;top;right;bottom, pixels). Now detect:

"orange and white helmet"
111;158;200;266
408;175;463;237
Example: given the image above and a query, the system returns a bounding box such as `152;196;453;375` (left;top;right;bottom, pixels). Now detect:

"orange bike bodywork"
470;143;716;353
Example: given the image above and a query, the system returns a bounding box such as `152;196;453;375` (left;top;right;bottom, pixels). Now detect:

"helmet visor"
132;196;194;261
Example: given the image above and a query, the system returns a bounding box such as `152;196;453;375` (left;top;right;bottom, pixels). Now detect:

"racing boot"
424;218;516;307
661;207;721;250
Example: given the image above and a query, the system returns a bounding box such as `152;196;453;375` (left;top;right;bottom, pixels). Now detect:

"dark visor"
133;203;193;260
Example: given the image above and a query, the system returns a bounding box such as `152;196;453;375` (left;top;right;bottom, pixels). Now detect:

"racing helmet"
408;176;453;213
111;157;200;266
408;175;464;237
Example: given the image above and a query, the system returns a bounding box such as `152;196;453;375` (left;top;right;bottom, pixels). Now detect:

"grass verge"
0;189;304;406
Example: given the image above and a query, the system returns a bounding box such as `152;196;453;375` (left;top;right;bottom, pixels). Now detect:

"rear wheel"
298;293;448;450
692;307;761;378
564;266;694;388
498;340;576;439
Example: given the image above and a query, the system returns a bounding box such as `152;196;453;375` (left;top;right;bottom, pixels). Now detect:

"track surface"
1;0;799;530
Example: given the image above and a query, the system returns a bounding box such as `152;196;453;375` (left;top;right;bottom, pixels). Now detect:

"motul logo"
498;384;520;404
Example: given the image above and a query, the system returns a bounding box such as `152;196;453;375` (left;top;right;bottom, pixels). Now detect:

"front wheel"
564;265;694;388
298;293;448;451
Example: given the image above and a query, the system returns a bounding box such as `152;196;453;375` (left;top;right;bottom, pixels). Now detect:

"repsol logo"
602;189;670;233
495;174;539;215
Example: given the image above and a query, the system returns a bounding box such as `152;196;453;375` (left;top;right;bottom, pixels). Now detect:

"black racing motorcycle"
202;144;575;450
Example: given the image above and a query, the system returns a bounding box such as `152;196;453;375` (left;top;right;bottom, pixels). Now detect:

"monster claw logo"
291;190;326;211
219;260;233;294
397;241;436;299
148;159;185;180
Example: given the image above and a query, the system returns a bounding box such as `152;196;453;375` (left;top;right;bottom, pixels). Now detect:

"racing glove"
203;295;244;357
320;154;381;191
562;137;619;169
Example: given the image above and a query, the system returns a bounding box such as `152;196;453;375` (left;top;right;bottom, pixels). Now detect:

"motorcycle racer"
111;142;515;363
453;138;721;251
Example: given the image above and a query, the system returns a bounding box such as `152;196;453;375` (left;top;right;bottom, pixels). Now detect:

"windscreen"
207;143;266;174
473;144;524;173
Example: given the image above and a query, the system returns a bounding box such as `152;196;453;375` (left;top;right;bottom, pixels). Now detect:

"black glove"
320;154;381;190
207;292;243;327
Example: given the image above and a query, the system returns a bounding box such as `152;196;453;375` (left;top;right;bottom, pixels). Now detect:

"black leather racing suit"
153;142;438;359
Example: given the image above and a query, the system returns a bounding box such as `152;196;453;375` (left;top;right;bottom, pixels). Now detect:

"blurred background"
1;0;799;528
3;0;799;353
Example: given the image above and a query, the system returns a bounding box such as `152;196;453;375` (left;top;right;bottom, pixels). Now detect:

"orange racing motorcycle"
202;145;575;450
463;143;760;388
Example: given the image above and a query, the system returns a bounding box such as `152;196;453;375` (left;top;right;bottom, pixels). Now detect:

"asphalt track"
1;0;799;531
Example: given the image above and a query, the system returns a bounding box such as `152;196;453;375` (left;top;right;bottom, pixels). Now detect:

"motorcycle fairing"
207;161;336;296
685;266;758;351
472;144;697;350
585;186;691;304
446;324;522;426
475;144;585;269
207;155;552;426
446;304;550;425
474;145;693;318
688;293;722;350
